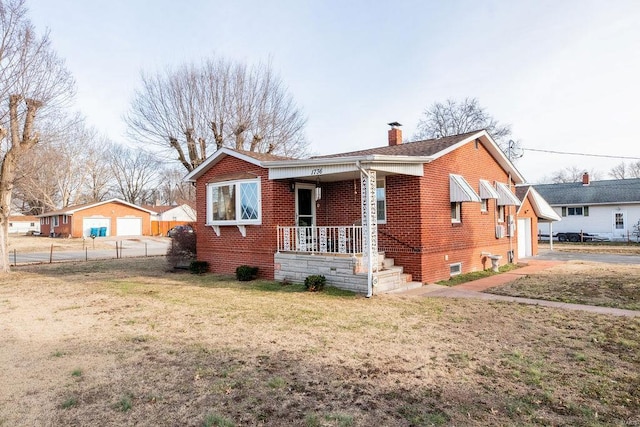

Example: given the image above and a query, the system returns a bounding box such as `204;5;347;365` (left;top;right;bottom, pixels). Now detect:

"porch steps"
372;254;425;294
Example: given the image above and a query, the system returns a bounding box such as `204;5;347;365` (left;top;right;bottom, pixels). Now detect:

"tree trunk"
0;96;42;273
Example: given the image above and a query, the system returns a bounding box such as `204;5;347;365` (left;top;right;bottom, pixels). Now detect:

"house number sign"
310;168;323;175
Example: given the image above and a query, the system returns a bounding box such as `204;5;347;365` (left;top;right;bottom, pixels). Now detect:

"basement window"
450;263;462;276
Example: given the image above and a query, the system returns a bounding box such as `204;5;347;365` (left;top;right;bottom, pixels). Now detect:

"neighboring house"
515;186;562;255
141;203;197;236
8;215;41;234
185;127;556;295
533;174;640;241
38;199;157;238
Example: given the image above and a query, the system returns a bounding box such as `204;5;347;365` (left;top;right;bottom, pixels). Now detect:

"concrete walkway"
396;259;640;317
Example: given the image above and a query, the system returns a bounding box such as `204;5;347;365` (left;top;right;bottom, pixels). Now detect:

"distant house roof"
38;198;158;217
533;178;640;205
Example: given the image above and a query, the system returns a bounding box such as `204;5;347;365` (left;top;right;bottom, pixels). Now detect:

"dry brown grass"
487;261;640;311
540;242;640;255
7;234;116;252
1;258;639;426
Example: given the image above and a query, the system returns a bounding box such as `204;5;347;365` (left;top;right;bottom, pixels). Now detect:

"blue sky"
27;0;640;183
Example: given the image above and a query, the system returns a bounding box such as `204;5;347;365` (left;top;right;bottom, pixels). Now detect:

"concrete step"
381;281;424;294
382;257;395;269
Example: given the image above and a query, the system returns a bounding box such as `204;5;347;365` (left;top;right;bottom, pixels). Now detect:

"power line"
523;147;640;161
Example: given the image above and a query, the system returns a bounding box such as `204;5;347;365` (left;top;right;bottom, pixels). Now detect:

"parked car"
167;225;194;237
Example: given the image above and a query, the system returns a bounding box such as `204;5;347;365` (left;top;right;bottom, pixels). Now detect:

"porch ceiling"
266;155;430;181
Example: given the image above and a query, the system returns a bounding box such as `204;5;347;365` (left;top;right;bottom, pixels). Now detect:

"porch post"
361;169;378;297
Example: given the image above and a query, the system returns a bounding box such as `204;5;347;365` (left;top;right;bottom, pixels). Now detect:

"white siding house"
534;174;640;241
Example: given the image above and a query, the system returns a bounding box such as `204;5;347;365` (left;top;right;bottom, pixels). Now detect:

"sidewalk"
395;259;640;317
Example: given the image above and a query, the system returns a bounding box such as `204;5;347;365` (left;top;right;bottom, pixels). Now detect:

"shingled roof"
534;178;640;205
313;130;482;159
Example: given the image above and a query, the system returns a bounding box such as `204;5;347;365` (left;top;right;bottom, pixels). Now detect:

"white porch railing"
277;226;363;255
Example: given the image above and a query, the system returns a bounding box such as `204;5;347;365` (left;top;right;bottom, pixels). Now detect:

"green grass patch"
60;397;77;409
203;413;235;427
437;263;522;286
71;368;82;377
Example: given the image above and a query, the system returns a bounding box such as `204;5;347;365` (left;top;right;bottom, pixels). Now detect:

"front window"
376;179;386;223
615;212;624;229
451;202;461;223
207;179;261;225
53;216;59;227
568;207;583;216
62;215;69;224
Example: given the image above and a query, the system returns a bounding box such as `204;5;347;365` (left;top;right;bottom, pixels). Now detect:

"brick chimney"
388;122;402;146
582;172;590;186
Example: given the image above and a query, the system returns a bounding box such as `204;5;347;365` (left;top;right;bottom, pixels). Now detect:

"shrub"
189;260;209;275
236;265;258;281
304;275;326;292
166;231;196;268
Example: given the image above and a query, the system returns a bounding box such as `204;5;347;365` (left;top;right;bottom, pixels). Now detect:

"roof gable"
185;148;291;182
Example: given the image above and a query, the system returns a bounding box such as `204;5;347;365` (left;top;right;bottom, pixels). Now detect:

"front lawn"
0;258;638;426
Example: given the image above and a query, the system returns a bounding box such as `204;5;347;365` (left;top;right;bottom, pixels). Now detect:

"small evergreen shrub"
304;274;326;292
189;260;209;275
236;265;259;281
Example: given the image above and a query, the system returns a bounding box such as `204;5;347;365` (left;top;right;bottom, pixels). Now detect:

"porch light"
289;180;296;193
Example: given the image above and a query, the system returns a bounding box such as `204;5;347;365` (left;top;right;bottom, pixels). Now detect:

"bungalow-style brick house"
186;127;555;295
38;198;157;238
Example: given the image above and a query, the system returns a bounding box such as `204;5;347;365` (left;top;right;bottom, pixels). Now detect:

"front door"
613;211;626;238
296;184;315;226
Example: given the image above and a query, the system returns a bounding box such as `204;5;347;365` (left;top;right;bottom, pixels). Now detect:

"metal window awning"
495;182;522;206
479;179;499;199
450;174;481;202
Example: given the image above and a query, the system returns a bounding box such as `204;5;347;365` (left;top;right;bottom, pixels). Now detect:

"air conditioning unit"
495;225;506;238
507;223;516;236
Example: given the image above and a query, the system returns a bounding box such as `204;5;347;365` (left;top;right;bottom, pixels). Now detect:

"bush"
236;265;259;281
304;275;326;292
189;260;209;275
166;231;197;268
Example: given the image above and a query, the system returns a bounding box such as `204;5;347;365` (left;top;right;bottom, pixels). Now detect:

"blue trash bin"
99;227;107;237
90;227;99;237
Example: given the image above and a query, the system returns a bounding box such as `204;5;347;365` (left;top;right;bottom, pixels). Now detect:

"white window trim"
451;202;461;223
481;199;488;212
62;215;68;224
377;178;386;224
206;178;262;227
52;216;59;227
497;205;505;223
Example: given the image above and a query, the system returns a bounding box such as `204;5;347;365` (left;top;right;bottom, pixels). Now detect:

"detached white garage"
116;217;142;236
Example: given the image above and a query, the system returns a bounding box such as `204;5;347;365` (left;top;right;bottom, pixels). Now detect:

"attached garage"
116;217;142;236
83;217;110;237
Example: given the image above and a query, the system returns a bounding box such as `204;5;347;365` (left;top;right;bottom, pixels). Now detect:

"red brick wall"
195;156;293;278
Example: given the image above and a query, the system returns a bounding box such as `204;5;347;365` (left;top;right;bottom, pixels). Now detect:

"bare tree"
155;166;195;205
125;56;308;173
108;143;161;204
0;0;74;272
414;98;514;152
610;161;640;179
540;166;602;184
80;134;113;203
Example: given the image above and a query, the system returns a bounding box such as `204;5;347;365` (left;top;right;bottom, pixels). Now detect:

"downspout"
356;161;373;298
508;173;514;263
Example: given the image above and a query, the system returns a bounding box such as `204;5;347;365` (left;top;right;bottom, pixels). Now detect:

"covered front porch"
265;154;431;295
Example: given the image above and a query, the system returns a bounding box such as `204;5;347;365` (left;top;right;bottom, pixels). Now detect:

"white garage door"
82;217;110;237
517;218;532;258
116;217;142;236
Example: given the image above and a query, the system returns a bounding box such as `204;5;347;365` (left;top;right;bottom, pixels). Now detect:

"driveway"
534;249;640;264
